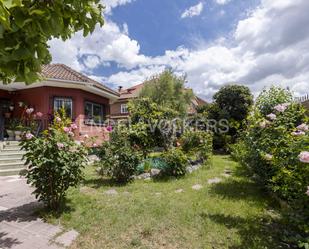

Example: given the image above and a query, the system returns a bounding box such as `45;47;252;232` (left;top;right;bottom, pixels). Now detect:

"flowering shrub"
21;113;88;210
180;129;213;161
232;99;309;247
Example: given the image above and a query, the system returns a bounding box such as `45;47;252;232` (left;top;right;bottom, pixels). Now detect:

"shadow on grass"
82;177;129;189
206;213;288;249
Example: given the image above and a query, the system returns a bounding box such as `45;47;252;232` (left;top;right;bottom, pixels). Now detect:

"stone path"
0;176;78;249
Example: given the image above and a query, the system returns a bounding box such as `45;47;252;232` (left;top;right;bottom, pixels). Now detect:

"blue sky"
49;0;309;101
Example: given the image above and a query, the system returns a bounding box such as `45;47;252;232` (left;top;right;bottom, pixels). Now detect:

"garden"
21;74;309;248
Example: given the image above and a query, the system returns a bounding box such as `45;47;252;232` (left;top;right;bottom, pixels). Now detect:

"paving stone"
0;176;64;249
105;189;118;195
175;189;184;193
207;178;222;184
192;184;203;190
221;173;231;178
54;229;79;247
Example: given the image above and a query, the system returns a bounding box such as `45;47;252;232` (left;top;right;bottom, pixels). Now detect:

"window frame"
84;101;104;125
53;97;73;118
120;103;128;114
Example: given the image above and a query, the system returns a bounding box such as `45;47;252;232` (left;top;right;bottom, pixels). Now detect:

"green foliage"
128;98;178;154
139;70;193;116
205;84;253;150
21;114;88;210
162;148;188;177
0;0;103;83
232;101;309;246
180;129;213;160
212;84;253;121
97;127;140;183
255;86;293;116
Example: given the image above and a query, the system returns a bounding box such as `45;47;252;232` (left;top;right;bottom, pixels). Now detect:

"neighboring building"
110;82;207;121
0;64;119;143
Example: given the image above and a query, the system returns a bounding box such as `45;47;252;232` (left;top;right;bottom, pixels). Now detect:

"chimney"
118;86;123;92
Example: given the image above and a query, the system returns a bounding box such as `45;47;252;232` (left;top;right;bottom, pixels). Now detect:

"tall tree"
139;70;194;116
0;0;104;84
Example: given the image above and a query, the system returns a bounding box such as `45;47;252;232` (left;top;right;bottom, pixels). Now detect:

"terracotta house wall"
3;86;111;144
110;100;129;119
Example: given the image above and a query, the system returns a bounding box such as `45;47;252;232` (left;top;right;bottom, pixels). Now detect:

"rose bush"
21;112;88;210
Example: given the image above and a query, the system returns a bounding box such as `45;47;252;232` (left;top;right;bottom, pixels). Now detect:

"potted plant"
6;119;18;140
14;124;24;141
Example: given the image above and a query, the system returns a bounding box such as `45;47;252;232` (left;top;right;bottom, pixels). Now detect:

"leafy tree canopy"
255;86;293;116
0;0;104;84
212;84;254;121
139;70;194;116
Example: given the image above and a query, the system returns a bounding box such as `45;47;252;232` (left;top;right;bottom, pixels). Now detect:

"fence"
295;94;309;103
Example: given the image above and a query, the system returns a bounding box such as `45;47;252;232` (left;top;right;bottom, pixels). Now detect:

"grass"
45;155;287;249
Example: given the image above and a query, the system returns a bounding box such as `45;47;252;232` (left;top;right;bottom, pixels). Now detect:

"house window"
121;104;128;114
85;101;104;124
53;97;73;118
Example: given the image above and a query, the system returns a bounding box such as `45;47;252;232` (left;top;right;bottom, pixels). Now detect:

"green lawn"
46;155;286;249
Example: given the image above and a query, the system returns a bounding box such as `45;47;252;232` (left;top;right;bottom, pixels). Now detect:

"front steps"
0;141;26;176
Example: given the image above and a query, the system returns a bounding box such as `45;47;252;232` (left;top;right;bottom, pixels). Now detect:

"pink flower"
57;142;64;149
299;151;309;163
306;186;309;196
106;126;113;132
70;123;78;130
266;113;276;120
36;112;43;118
274;104;287;112
296;123;309;132
92;143;98;147
68;131;74;137
25;133;34;140
63;127;71;133
291;131;305;136
83;134;89;139
264;154;273;161
55;117;61;122
26;108;34;115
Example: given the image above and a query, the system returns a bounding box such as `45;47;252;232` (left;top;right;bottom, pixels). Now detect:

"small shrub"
21;112;88;210
97;127;140;183
180;130;213;160
162;148;188;177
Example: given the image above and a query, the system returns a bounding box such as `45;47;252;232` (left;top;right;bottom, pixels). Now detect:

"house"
110;82;207;121
0;64;119;143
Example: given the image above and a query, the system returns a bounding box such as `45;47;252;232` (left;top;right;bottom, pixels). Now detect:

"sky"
49;0;309;101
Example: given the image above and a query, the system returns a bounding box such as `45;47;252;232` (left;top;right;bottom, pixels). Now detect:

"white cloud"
215;0;231;5
181;2;204;19
50;0;309;101
103;0;135;14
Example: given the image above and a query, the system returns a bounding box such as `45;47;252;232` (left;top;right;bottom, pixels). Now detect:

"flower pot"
6;130;15;141
14;130;23;141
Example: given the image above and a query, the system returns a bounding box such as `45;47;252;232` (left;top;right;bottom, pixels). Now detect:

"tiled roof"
41;64;119;96
119;82;145;99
